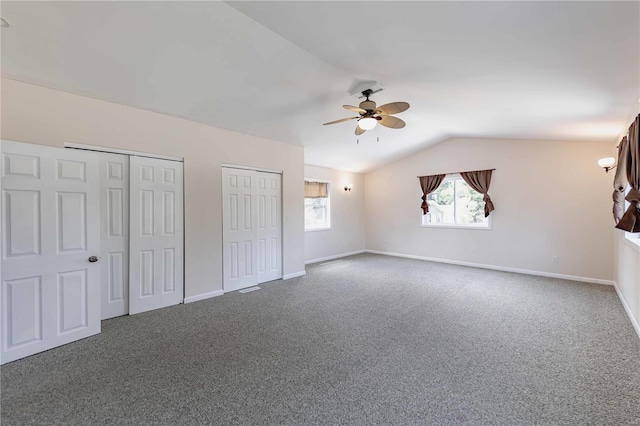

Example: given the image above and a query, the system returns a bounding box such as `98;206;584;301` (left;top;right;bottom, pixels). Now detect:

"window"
304;180;330;230
623;185;640;250
421;175;490;228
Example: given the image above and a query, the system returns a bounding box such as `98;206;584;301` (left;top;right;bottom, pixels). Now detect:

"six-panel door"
256;172;282;283
222;168;259;291
129;156;184;314
100;152;129;319
1;141;101;364
222;168;282;292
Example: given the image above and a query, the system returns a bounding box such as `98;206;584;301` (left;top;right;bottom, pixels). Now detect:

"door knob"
88;256;99;263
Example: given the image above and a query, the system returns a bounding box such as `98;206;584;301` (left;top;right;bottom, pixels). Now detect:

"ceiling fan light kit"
358;117;378;130
323;89;410;136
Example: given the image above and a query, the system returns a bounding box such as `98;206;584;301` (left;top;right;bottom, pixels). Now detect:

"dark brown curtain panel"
460;169;495;217
419;174;445;214
613;136;629;223
616;115;640;232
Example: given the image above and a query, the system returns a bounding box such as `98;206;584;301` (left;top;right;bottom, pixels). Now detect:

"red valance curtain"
418;174;446;214
616;115;640;233
460;169;495;218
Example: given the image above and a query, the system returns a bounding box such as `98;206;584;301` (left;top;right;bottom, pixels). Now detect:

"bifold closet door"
222;168;258;292
256;172;282;283
99;153;129;320
222;168;282;292
1;141;101;364
129;156;184;315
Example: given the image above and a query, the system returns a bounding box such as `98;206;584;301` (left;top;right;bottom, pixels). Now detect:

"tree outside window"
304;181;330;230
422;176;489;228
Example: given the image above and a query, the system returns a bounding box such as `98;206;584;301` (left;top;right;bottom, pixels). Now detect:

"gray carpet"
1;253;639;425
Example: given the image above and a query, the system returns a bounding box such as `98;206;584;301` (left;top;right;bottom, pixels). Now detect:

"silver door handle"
88;256;99;263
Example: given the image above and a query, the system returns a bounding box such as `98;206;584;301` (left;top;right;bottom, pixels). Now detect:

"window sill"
420;224;492;231
624;234;640;253
305;227;332;232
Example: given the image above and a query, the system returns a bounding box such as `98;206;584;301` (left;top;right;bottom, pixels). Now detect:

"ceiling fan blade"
378;115;406;129
377;102;410;115
323;116;359;125
343;105;367;114
355;125;366;135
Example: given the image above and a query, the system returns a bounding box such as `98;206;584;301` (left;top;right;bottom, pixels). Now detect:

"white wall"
365;137;615;282
615;234;640;336
0;78;305;298
304;164;365;263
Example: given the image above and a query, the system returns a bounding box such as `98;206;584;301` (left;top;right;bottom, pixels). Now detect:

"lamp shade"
358;117;377;130
597;157;616;168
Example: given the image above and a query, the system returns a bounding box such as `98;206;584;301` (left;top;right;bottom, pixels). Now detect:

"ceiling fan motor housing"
359;100;376;112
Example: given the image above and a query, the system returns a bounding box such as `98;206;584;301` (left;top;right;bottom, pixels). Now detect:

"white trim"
305;250;366;265
420;224;492;230
283;271;306;280
304;179;331;231
623;234;640;253
221;163;282;174
64;142;183;162
239;286;261;294
419;174;493;230
613;283;640;339
365;250;615;286
183;290;224;304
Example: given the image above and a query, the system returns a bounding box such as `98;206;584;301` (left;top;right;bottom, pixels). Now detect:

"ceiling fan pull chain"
356;139;359;144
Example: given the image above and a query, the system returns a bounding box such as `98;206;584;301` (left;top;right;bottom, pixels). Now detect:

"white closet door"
222;168;258;292
256;172;282;283
129;156;183;315
99;153;129;320
1;141;101;364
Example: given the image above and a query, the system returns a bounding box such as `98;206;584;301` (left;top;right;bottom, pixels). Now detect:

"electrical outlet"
552;256;558;263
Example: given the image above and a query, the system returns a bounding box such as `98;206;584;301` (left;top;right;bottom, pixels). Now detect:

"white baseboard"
613;283;640;339
305;250;366;265
365;250;615;286
283;271;306;280
184;290;224;304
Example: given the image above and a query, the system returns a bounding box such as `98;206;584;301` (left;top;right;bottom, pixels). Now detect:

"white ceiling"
1;1;638;172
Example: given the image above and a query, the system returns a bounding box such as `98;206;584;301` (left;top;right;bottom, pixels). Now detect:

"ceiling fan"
323;89;410;135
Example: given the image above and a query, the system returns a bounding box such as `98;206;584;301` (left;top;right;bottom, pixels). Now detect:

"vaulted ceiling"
1;1;638;172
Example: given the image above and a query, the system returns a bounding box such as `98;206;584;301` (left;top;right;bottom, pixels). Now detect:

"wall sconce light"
344;184;353;192
598;157;616;173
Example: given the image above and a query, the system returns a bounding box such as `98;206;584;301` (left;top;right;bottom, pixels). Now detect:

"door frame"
65;142;183;162
221;164;284;292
